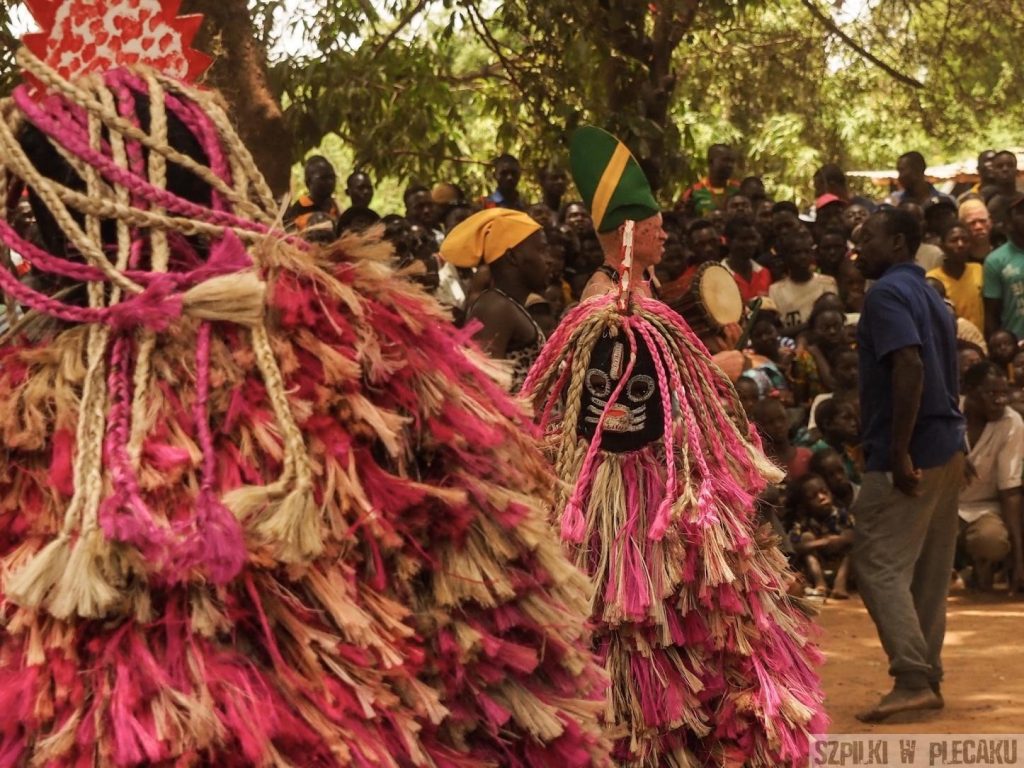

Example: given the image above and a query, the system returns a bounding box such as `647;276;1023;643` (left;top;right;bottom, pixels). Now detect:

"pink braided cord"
14;86;271;238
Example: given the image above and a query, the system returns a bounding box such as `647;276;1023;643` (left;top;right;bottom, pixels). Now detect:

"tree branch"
462;2;533;109
370;0;432;60
799;0;924;89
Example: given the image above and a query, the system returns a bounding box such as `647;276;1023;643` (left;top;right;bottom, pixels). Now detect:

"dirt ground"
817;589;1024;734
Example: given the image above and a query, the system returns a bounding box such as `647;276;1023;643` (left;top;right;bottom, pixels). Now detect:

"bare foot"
855;687;942;723
829;588;850;600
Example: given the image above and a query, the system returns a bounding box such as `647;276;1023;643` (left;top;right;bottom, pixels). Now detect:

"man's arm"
890;345;924;495
984;297;1003;340
982;256;1003;338
468;297;515;359
998;488;1024;593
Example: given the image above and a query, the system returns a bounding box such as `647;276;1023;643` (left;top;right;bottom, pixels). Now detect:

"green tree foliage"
1;0;1019;203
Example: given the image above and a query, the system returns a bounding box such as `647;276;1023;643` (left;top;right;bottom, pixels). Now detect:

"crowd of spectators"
281;144;1024;601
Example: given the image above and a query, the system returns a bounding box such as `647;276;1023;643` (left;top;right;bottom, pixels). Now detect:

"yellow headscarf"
440;208;541;268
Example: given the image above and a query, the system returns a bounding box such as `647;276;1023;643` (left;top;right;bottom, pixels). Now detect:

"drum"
668;262;743;335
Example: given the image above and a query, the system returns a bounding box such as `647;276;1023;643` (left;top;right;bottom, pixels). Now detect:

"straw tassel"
229;482;324;564
48;529;123;620
4;535;71;609
193;490;247;583
183;270;266;327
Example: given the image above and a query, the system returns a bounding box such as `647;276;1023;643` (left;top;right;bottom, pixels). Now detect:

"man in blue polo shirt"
852;207;965;723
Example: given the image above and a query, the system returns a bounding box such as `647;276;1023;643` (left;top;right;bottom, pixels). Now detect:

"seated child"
809;447;858;509
753;396;813;481
734;376;761;420
807;346;860;429
988;328;1019;383
801;395;863;483
786;473;855;598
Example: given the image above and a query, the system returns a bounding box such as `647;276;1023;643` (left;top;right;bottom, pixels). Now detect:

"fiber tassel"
183;270;266;327
250;485;324;563
648;497;673;541
561;498;586;543
223;484;277;522
196;490;247;583
49;529;122;619
4;535;71;609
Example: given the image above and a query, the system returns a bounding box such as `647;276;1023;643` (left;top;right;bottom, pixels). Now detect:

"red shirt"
722;259;772;302
786;447;813;482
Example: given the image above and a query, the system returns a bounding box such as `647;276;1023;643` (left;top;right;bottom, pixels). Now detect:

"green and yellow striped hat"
569;126;659;233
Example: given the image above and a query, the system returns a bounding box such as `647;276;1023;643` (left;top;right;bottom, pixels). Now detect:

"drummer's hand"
722;322;743;349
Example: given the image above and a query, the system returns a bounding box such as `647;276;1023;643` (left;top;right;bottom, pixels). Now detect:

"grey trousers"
852;453;964;690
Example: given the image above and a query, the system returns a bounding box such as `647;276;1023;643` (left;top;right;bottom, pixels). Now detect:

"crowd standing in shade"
274;148;1024;628
9;133;1014;727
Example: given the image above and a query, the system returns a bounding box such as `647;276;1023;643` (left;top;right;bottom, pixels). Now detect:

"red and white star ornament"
21;0;212;83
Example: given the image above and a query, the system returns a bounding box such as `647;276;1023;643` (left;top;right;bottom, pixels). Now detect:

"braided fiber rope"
0;48;314;617
0;45;615;767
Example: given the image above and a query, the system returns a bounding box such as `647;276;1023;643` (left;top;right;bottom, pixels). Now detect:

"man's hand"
962;456;979;488
892;451;922;496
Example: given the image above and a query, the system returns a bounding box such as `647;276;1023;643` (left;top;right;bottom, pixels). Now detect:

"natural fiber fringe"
0;50;611;766
183;270;266;327
520;295;825;767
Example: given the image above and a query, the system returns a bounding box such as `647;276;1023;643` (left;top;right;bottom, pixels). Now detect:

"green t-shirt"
982;240;1024;337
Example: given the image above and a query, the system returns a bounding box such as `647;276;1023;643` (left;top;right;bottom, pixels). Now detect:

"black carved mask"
577;328;665;453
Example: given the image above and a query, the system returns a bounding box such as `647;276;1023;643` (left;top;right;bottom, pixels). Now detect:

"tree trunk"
182;0;292;196
597;0;700;196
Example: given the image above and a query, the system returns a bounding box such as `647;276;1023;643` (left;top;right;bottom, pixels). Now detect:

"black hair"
559;200;588;219
492;153;520;167
818;226;847;243
873;207;922;258
987;327;1018;344
708;143;732;162
785;472;828;514
898;151;927;173
809;447;845;478
993;149;1018;163
813;397;844;431
771;200;800;217
346;170;370;184
751;313;782;332
778;226;813;254
661;210;684;233
403;184;430;207
963;360;1006;390
724;214;757;241
686;218;716;237
336;206;381;234
305;154;332;168
808;303;845;331
814;163;847;188
941;221;970;240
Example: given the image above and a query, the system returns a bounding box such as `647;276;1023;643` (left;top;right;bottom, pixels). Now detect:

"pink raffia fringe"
0;65;610;766
520;293;827;767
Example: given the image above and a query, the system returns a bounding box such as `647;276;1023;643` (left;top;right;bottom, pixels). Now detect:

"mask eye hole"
627;375;656;403
586;369;611;398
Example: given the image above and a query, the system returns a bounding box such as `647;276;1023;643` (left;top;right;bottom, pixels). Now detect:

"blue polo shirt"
857;262;964;472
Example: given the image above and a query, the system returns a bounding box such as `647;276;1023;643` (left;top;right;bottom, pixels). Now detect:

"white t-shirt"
959;407;1024;523
768;273;839;330
915;243;944;272
807;392;833;430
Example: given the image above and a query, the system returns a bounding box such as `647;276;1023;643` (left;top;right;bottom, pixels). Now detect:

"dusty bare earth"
817;590;1024;735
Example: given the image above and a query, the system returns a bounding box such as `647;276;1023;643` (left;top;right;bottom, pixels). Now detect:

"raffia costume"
520;127;826;767
0;5;609;765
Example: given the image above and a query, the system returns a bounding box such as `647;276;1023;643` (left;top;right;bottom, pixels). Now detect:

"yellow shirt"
927;263;984;331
